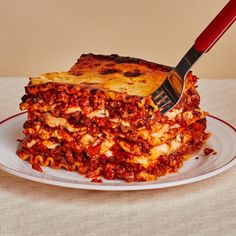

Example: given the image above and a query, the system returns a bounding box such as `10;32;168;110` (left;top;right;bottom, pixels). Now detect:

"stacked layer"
17;54;209;182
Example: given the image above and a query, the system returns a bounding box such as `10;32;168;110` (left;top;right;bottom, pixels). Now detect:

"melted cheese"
65;106;82;114
100;139;115;154
80;134;95;147
138;171;156;181
104;150;113;157
26;139;38;148
87;109;107;118
166;108;183;120
148;124;170;145
42;140;59;149
29;70;167;97
45;113;79;132
121;120;130;127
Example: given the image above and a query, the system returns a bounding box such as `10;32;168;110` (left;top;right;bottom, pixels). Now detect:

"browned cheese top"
29;54;173;97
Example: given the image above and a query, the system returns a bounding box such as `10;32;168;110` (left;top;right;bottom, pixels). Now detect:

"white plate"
0;113;235;191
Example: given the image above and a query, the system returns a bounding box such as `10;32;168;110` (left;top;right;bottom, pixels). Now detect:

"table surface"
0;78;235;236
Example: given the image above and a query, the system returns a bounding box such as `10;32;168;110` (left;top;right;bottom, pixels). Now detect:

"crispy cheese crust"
17;54;209;182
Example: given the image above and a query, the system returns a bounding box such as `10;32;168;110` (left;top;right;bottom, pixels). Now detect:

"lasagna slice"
17;54;209;182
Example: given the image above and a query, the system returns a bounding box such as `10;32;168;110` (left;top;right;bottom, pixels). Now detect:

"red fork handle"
194;0;236;53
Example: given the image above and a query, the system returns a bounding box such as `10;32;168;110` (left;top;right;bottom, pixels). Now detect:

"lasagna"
17;54;209;182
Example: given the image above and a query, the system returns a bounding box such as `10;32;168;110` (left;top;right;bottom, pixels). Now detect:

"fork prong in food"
151;86;164;98
152;91;166;103
160;102;174;114
159;79;179;104
157;96;171;108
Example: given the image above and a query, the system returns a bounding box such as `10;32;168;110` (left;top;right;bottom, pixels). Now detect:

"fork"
152;0;236;114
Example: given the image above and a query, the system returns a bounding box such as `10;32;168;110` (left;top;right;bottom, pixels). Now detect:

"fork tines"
151;79;179;114
152;88;173;113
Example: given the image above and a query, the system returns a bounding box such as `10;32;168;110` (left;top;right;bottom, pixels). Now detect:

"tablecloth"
0;78;235;236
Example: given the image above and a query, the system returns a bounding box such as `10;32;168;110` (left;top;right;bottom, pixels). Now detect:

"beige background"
0;0;235;78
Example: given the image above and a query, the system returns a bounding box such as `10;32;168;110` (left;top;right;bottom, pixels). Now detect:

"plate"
0;113;235;191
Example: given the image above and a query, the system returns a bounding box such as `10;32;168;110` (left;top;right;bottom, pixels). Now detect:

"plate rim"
0;112;235;191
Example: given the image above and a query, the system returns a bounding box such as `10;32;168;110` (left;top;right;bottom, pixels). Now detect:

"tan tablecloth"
0;78;235;236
